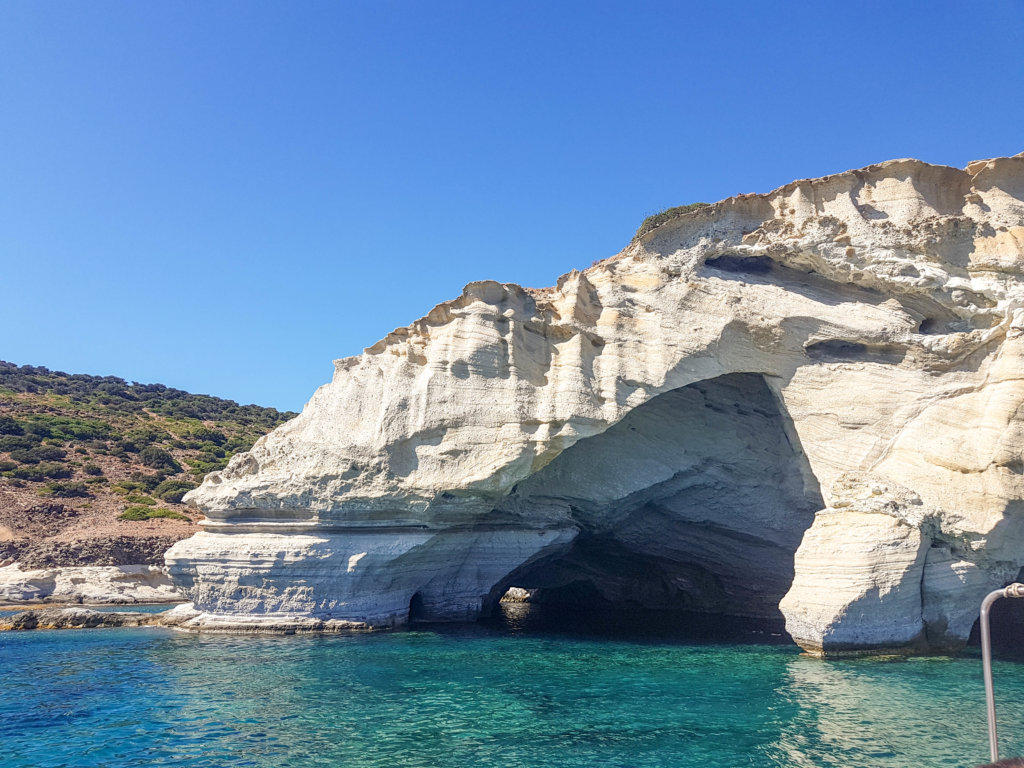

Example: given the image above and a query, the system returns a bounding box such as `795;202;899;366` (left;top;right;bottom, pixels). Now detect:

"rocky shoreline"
0;562;182;605
0;606;169;630
0;603;374;634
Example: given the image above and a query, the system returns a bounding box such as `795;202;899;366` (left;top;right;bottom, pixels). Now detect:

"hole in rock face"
489;373;823;628
700;254;889;309
804;339;906;364
918;318;942;335
408;592;427;624
805;339;869;359
704;254;775;274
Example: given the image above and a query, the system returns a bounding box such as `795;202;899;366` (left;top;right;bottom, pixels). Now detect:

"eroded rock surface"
0;606;160;631
168;153;1024;654
0;563;181;604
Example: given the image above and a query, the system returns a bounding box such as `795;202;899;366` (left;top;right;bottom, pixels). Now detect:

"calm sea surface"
1;604;1021;768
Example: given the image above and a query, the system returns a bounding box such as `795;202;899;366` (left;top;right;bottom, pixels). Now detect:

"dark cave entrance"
408;592;428;623
488;372;823;630
967;566;1024;660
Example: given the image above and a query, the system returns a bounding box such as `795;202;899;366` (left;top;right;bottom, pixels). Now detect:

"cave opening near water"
966;565;1024;661
486;372;824;636
408;592;428;623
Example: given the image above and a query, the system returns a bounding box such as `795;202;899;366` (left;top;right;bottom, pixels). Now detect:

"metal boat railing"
980;583;1024;763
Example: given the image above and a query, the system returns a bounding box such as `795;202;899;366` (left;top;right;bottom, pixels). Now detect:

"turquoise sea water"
1;605;1022;768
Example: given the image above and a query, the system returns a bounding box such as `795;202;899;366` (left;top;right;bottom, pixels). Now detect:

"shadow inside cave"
476;600;793;646
967;564;1024;662
484;372;824;633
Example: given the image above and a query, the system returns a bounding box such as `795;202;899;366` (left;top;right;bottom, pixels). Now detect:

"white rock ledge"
0;563;181;605
155;603;375;634
170;153;1024;654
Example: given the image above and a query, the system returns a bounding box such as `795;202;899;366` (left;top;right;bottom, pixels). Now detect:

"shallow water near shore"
1;604;1021;768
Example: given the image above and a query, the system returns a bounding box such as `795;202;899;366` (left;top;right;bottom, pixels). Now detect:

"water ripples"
2;622;1022;767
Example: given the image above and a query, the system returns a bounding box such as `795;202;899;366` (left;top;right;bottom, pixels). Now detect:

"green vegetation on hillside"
0;363;290;427
118;505;191;522
0;361;297;521
635;202;711;239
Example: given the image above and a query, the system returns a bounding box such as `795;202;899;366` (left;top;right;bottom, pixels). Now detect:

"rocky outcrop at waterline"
0;562;180;604
0;606;163;631
166;153;1024;656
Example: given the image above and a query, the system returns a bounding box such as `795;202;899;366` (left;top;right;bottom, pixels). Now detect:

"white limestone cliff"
0;563;180;605
166;153;1024;654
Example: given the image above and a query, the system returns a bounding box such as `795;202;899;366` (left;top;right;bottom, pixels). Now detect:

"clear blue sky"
2;1;1022;412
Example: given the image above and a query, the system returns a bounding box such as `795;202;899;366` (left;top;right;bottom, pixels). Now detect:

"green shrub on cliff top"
635;202;711;239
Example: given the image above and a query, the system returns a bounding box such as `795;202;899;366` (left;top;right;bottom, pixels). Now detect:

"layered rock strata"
0;563;180;604
168;153;1024;654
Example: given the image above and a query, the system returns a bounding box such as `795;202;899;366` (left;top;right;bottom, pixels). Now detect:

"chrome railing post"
980;583;1024;763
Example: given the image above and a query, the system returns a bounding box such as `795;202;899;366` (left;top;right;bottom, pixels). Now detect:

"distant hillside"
0;361;296;568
